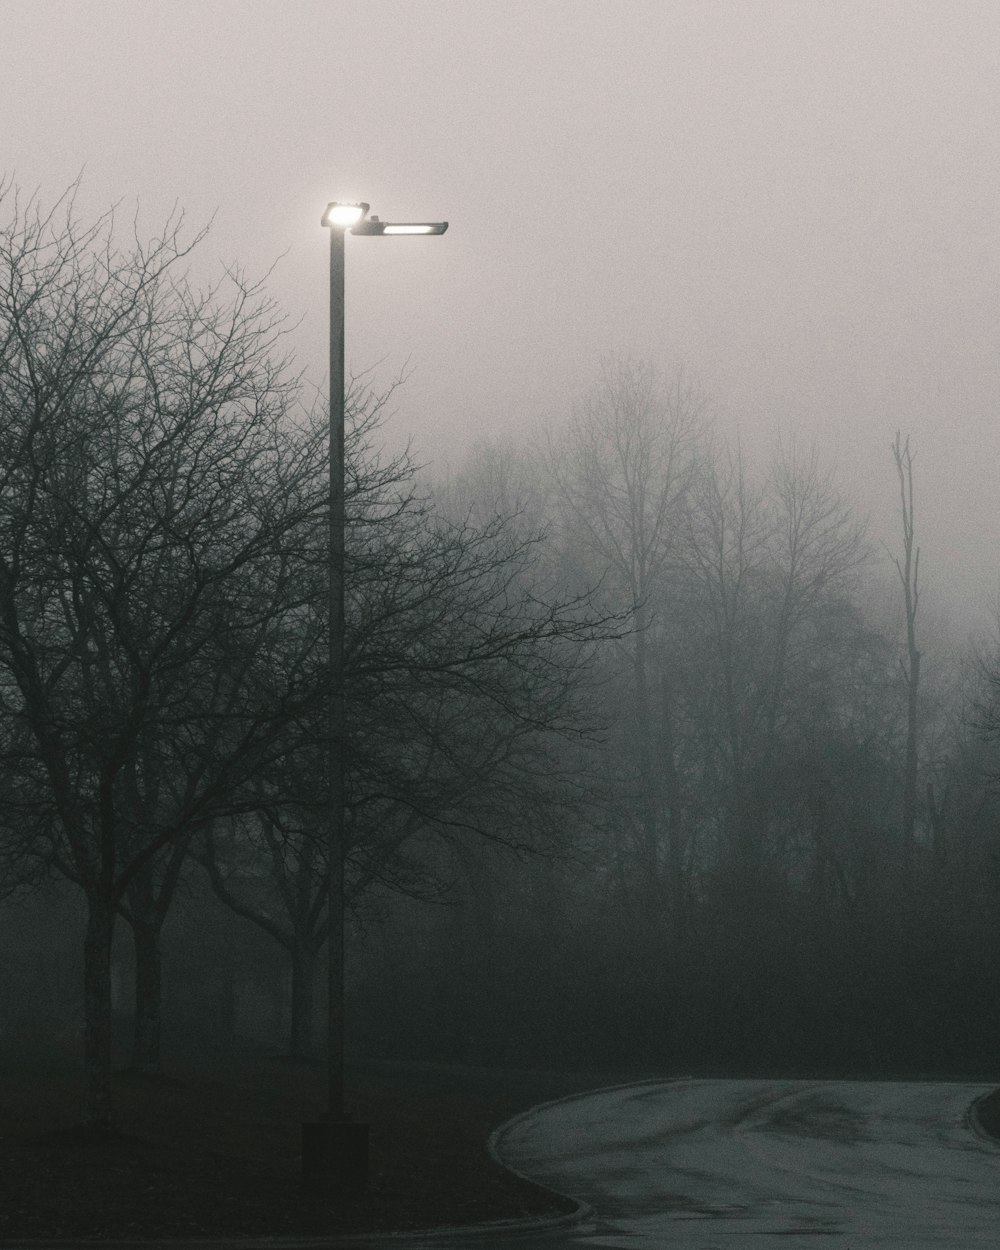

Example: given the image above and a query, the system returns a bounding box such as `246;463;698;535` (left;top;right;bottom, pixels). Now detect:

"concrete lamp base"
301;1120;370;1196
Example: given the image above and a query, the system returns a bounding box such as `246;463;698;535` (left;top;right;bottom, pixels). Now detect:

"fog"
7;0;1000;627
6;13;1000;1229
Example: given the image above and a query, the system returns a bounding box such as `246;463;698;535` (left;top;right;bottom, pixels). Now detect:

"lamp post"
302;201;448;1196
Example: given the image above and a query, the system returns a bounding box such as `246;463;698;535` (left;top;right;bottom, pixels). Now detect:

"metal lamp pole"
302;201;447;1196
327;215;348;1123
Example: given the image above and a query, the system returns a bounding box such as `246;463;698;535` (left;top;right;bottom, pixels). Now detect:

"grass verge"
0;1041;613;1241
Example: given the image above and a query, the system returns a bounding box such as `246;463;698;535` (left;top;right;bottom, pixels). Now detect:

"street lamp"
352;216;449;235
321;202;369;228
302;200;448;1196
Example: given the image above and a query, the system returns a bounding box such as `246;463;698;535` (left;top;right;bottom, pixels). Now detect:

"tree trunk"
289;943;316;1061
660;671;686;941
84;897;115;1130
130;920;162;1074
893;433;920;875
926;780;946;869
901;647;920;868
632;613;659;926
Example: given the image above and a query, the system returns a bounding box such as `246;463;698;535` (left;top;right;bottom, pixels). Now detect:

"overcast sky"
6;0;1000;632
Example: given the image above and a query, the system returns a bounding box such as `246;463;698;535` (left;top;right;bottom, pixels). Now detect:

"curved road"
494;1078;1000;1248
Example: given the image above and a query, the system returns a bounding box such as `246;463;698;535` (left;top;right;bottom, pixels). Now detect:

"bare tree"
682;439;772;883
764;439;868;736
891;432;921;872
682;438;867;890
0;183;320;1127
547;355;708;931
194;393;623;1058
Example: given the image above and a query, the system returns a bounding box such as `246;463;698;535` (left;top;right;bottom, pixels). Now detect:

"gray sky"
6;0;1000;630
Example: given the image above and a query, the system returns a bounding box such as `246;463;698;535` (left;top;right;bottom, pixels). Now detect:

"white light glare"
383;224;436;234
325;203;367;227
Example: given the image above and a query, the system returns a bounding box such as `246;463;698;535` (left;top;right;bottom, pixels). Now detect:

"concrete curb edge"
5;1079;688;1250
966;1086;1000;1151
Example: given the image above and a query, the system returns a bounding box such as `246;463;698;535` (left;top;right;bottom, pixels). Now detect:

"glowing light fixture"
351;215;448;236
384;223;445;234
321;201;370;228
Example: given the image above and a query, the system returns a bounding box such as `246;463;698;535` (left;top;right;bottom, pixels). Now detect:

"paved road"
493;1078;1000;1248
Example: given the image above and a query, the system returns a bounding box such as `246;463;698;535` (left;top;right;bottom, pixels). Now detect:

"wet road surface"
488;1077;1000;1248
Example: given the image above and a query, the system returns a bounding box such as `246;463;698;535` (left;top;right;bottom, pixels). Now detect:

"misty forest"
3;182;1000;1144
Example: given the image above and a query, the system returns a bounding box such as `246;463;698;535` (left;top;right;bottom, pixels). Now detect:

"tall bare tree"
892;432;921;872
548;355;708;930
194;391;623;1059
0;183;320;1126
683;438;867;889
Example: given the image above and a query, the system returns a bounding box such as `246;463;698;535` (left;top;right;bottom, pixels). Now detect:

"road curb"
6;1081;692;1250
966;1087;1000;1150
485;1074;689;1238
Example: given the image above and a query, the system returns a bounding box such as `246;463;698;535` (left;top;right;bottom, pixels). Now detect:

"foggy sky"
6;0;1000;633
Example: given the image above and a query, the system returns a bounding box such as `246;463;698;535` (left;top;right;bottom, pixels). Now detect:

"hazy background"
5;0;1000;629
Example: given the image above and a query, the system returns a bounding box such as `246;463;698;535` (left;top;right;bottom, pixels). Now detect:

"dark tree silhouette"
892;431;921;874
0;182;321;1125
197;398;623;1058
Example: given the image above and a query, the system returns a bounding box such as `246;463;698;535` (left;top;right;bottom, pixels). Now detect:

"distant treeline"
1;191;999;1115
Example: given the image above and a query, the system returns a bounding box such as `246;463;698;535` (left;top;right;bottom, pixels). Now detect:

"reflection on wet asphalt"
355;1078;998;1249
491;1078;999;1249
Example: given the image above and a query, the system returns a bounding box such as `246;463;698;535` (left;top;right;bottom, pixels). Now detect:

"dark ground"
5;1039;996;1243
0;1039;627;1241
